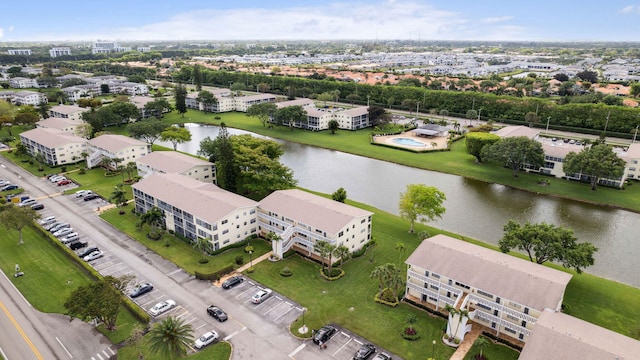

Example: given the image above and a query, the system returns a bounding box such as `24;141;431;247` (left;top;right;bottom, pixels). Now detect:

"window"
477;290;494;298
222;219;228;225
222;230;228;234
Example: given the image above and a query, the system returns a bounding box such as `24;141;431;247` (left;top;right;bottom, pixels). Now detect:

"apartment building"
185;89;238;113
11;91;47;106
8;49;32;55
9;77;38;88
61;86;93;102
86;134;150;169
258;189;373;261
20;128;87;166
49;47;72;58
233;93;277;112
405;234;572;344
92;40;131;54
48;104;86;121
36;117;83;133
623;143;640;180
136;151;216;183
132;173;259;249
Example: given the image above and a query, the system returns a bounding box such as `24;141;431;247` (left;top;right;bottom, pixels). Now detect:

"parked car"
68;239;88;250
78;246;99;258
57;179;72;186
49;223;70;233
83;194;100;201
222;275;244;289
353;343;376;360
30;203;44;211
194;331;219;349
18;198;36;207
53;228;74;238
46;174;60;180
313;325;337;345
372;353;392;360
83;250;104;262
251;288;273;304
206;305;228;322
149;300;176;316
75;190;92;198
1;184;18;191
0;180;11;186
129;283;154;298
39;216;56;225
60;233;80;244
49;175;66;183
44;221;62;231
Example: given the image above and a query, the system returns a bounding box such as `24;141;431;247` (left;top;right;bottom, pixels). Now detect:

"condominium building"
132;173;259;249
36;117;83;133
48;104;87;121
405;234;572;345
86;134;150;169
49;47;72;58
8;49;32;56
258;189;373;260
9;77;38;88
136;151;216;183
61;86;93;102
185;89;236;113
233;93;277;112
11;91;47;105
92;40;130;54
20;128;87;166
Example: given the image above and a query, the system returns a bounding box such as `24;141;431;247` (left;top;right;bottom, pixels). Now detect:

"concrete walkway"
449;326;483;360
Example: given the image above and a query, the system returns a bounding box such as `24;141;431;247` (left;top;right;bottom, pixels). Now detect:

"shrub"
245;245;254;253
235;255;244;265
280;266;292;277
78;168;86;175
198;258;209;264
401;327;421;340
195;265;234;281
61;166;67;172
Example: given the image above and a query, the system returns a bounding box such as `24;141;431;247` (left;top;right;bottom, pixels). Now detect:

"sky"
1;0;640;43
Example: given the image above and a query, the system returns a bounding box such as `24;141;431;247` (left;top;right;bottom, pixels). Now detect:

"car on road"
39;216;56;225
78;246;99;258
222;275;244;289
372;353;392;360
54;228;74;238
251;288;273;304
206;305;228;322
353;343;376;360
57;179;72;186
75;190;92;198
313;324;337;345
1;184;18;191
83;194;100;201
83;250;104;262
60;233;80;244
30;203;44;211
68;239;88;250
129;283;154;298
194;331;219;349
149;300;176;316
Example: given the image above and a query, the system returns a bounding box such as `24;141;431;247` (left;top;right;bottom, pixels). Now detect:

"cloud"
480;16;514;24
620;5;640;13
8;25;14;33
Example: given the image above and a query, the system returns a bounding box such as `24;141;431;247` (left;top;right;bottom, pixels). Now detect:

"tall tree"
198;123;237;192
192;64;202;91
127;118;167;146
328;119;339;134
563;144;626;190
196;90;217;113
136;206;165;238
160;125;192;151
274;105;307;129
481;136;544;177
333;245;350;268
144;98;172;118
174;84;187;118
499;220;597;273
317;92;334;107
110;183;128;207
0;206;41;244
246;102;278;127
36;100;50;119
64;278;121;330
332;187;347;203
369;105;390;127
147;316;194;359
398;184;446;233
313;240;332;272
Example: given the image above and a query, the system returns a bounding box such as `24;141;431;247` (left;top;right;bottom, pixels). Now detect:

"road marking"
194;323;206;331
273;305;294;321
223;326;246;341
108;347;116;355
102;350;109;357
166;268;182;276
0;345;8;360
0;271;31;307
95;353;103;360
55;337;73;358
332;337;352;357
0;299;44;360
288;343;306;358
183;316;198;325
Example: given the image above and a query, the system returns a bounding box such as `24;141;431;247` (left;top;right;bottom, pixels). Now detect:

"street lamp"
432;339;436;360
546;116;551;132
249;250;253;270
301;307;308;334
477;108;482;124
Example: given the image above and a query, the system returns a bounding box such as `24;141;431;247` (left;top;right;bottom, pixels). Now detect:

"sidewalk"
449;326;483;360
214;250;273;287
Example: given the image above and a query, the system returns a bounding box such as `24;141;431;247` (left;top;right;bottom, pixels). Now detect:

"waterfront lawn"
0;224;93;313
100;208;271;274
118;340;232;360
64;167;133;201
462;336;520;360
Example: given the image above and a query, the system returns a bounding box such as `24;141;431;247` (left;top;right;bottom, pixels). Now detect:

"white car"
194;331;219;349
83;250;104;262
251;288;273;304
39;216;56;225
49;223;70;233
60;233;80;244
149;300;176;316
75;190;92;198
49;176;66;183
18;199;37;207
54;228;74;238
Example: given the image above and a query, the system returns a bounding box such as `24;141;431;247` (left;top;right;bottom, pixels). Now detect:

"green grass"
462;336;520;360
117;340;232;360
100;208;271;274
0;224;93;313
97;307;143;344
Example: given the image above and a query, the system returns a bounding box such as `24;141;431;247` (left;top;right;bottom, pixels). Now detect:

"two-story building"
132;173;258;249
11;91;47;105
136;151;216;183
61;86;93;102
86;134;150;169
9;77;38;88
258;189;373;261
405;234;572;345
48;104;87;121
20;128;87;166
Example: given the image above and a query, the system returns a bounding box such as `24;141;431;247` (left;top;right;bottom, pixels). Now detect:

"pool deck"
372;131;448;151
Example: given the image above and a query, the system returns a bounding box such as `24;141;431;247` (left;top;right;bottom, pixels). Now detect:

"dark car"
78;246;99;258
83;194;100;201
206;305;228;322
353;343;376;360
30;203;44;211
1;184;18;191
68;239;88;250
313;325;337;345
221;275;244;289
129;283;154;298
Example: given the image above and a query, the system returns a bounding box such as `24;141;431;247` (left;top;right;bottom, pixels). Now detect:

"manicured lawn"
100;208;272;275
64;167;134;201
462;336;520;360
118;340;232;360
97;307;143;344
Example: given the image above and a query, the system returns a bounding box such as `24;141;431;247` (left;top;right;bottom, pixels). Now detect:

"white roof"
493;125;539;140
36;117;81;130
49;104;86;115
88;134;147;153
20;127;86;148
137;151;212;174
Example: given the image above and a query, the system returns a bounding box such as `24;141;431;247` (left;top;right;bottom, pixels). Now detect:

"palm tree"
193;238;211;263
99;156;112;170
370;264;388;298
405;314;418;335
147;316;194;359
444;304;458;339
395;241;406;267
14;143;27;160
110;184;128;208
126;162;138;182
473;336;490;359
333;245;350;268
453;309;469;342
325;243;337;276
313;240;331;272
136;206;164;238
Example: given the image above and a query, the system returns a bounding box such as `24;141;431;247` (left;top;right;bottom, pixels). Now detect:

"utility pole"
546;116;551;132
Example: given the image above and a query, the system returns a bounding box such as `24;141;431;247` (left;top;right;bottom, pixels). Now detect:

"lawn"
100;208;272;275
64;167;134;201
462;336;520;360
117;340;231;360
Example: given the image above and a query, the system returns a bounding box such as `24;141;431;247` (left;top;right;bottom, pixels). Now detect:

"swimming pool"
391;137;426;147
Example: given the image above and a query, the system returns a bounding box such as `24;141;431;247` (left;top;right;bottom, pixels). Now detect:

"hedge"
195;265;235;281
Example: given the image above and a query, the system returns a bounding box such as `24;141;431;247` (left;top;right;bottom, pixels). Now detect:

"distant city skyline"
1;1;640;43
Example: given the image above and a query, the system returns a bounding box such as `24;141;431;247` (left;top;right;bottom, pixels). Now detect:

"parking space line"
95;353;103;360
353;338;363;346
237;286;257;300
194;323;206;331
273;305;295;321
102;350;109;358
332;337;352;357
140;298;158;307
173;309;188;319
288;343;305;358
182;317;198;325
